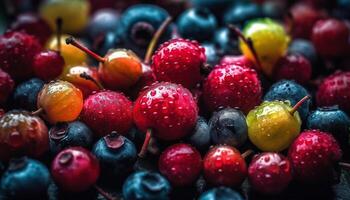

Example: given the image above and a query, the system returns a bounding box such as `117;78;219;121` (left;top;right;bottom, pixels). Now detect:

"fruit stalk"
66;37;106;63
290;95;310;115
80;72;104;90
31;107;44;116
94;185;118;200
242;149;254;159
138;129;152;158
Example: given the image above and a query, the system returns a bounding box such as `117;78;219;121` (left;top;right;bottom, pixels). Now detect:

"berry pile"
0;0;350;199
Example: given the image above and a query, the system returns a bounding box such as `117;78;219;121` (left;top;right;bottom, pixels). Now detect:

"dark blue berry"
92;132;137;182
86;9;119;41
190;0;234;17
262;0;286;19
186;116;211;152
213;27;239;56
49;121;94;155
288;39;317;67
209;108;247;148
0;157;50;200
177;8;217;42
264;80;311;122
224;3;262;26
199;187;244;200
202;43;219;66
12;78;44;111
122;171;171;200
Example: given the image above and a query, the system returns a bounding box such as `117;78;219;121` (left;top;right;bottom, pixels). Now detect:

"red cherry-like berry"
248;152;292;194
158;143;202;186
151;38;206;89
0;31;42;80
203;64;262;113
219;55;255;69
288;130;342;183
51;147;100;192
33;50;64;81
316;71;350;113
203;145;247;187
273;54;312;85
0;69;15;104
81;90;133;137
133;82;198;141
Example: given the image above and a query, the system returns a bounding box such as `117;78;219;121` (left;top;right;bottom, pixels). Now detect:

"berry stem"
138;129;152;158
80;72;104;90
285;12;294;35
290;95;311;115
66;36;106;63
94;185;118;200
31;107;44;116
228;24;262;71
56;18;63;53
144;17;172;65
339;162;350;170
242;149;254;159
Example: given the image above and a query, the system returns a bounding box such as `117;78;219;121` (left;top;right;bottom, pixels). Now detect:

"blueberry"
12;78;44;111
307;106;350;146
49;121;94;155
122;171;171;200
199;187;244;200
92;132;137;182
264;80;311;122
0;157;51;200
262;0;286;19
177;8;217;42
213;27;239;56
186;116;211;152
288;39;317;67
190;0;234;18
209;108;248;148
202;43;219;66
86;9;119;41
224;3;262;26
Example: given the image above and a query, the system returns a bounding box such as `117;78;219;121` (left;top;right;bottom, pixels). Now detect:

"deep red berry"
128;63;156;99
151;38;206;89
0;109;4;118
203;145;247;187
273;54;312;85
33;50;64;81
288;130;342;183
203;64;262;113
51;147;100;192
316;71;350;113
133;82;198;141
0;69;14;104
0;32;42;80
81;91;133;137
159;143;202;186
248;152;292;194
311;19;350;58
219;55;255;69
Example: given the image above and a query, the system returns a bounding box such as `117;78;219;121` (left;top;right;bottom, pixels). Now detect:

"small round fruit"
33;50;64;81
185;117;211;152
12;78;44;111
0;69;15;104
199;187;244;200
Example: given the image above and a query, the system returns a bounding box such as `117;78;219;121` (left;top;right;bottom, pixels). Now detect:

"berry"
81;90;133;137
288;39;317;66
203;145;247;187
208;108;247;147
33;50;64;81
203;64;262;113
185;116;211;152
224;2;262;26
92;132;137;181
214;27;240;56
288;130;342;183
133;82;198;141
199;187;244;200
122;171;171;200
0;31;42;80
151;38;206;89
0;69;14;104
51;147;100;192
159;143;202;186
202;43;220;66
0;157;50;200
86;9;119;41
0;110;49;161
12;78;44;111
248;152;292;194
219;55;255;69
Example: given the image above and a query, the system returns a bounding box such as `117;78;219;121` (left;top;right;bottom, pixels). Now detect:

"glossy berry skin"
247;101;301;152
133;82;198;141
214;28;240;56
219;55;255;69
37;80;83;124
86;9;119;41
288;39;317;66
311;19;350;58
224;2;262;26
203;64;262;113
92;133;137;181
12;78;44;111
177;8;217;42
49;121;94;155
0;110;49;161
307;106;350;146
202;43;220;66
0;157;51;200
199;187;244;200
10;13;52;45
81;90;133;137
33;50;64;81
248;153;292;194
159;143;202;186
273;54;312;85
122;171;171;200
203;145;247;187
288;130;342;183
151;38;206;89
51;147;100;192
209;108;247;148
264;80;311;121
185;116;211;152
317;71;350;113
0;69;14;104
0;32;42;80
